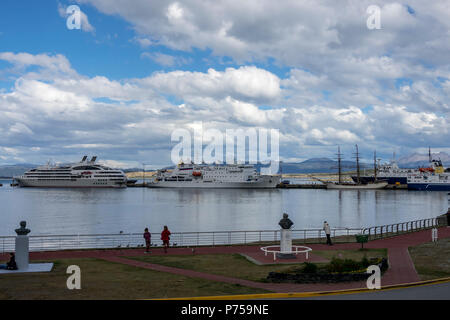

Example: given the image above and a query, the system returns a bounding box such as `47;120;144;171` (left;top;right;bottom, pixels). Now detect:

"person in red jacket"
143;228;151;253
161;225;171;253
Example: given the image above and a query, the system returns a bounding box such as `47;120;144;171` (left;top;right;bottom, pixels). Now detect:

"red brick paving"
1;227;449;293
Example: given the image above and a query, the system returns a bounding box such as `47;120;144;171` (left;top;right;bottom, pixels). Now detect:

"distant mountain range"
397;152;450;168
0;152;448;177
0;164;36;178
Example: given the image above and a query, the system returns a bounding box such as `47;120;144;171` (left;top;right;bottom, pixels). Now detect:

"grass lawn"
131;253;301;282
409;237;450;281
131;249;387;282
0;258;269;300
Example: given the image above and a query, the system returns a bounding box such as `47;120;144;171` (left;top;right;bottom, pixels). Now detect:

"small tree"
355;234;369;249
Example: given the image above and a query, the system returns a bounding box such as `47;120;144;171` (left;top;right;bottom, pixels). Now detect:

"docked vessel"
407;173;450;191
352;149;446;185
326;146;388;190
149;162;280;188
14;156;127;188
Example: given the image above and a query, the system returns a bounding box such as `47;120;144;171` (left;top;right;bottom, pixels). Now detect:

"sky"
0;0;449;169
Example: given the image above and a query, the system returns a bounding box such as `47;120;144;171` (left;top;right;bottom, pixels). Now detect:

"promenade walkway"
1;227;449;294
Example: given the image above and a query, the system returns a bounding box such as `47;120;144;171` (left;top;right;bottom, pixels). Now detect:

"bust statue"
278;213;294;229
15;221;31;236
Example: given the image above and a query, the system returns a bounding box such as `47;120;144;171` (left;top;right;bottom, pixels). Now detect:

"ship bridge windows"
73;166;102;171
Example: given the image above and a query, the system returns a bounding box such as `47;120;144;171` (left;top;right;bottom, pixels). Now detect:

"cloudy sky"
0;0;449;168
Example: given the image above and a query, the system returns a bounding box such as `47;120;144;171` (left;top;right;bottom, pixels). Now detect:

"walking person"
323;221;333;246
143;228;151;253
161;225;171;253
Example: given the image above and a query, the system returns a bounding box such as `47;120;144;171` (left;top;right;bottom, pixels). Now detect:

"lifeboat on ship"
192;171;202;177
419;167;434;173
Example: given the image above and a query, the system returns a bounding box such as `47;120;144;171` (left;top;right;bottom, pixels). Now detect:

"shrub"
326;258;345;273
327;257;369;273
302;262;318;274
361;256;370;268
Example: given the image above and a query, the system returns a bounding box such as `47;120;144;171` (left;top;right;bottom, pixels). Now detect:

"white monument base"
15;235;29;270
0;263;53;274
277;229;296;259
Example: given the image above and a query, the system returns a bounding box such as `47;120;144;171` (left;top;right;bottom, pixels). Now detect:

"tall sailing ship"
326;145;388;190
14;156;127;188
149;162;280;188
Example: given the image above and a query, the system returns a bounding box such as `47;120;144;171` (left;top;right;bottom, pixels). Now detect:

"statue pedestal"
15;235;29;270
277;229;296;259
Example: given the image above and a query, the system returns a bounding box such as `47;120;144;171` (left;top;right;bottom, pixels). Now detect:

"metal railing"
0;228;362;253
361;217;442;241
0;216;445;253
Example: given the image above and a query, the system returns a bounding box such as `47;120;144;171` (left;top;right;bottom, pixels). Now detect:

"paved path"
1;227;449;294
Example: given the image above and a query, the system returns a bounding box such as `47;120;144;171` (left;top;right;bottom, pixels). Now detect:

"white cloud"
0;51;448;166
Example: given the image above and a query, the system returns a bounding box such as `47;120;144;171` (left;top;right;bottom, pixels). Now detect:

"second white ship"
149;163;280;188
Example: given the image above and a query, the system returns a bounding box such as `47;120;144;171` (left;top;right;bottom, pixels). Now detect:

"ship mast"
336;146;342;184
354;144;360;184
373;150;377;182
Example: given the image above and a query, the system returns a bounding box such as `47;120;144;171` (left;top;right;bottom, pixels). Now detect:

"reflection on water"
0;181;447;235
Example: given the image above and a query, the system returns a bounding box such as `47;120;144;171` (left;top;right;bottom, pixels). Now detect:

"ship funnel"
90;156;97;163
81;155;88;162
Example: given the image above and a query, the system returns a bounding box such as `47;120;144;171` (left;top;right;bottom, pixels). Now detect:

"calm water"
0;179;448;235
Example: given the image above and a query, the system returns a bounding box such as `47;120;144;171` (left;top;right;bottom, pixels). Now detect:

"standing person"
143;228;151;253
161;225;171;253
323;221;332;246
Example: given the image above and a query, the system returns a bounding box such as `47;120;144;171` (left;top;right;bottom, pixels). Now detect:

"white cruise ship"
149;162;280;188
14;156;127;188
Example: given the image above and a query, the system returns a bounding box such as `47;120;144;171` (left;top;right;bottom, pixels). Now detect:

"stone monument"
15;221;31;270
277;213;295;259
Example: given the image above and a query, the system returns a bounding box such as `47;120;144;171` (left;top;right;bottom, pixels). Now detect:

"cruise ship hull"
149;177;280;189
407;183;450;191
351;176;407;185
15;178;127;188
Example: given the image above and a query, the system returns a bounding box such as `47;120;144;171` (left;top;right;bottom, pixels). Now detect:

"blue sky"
0;0;449;167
